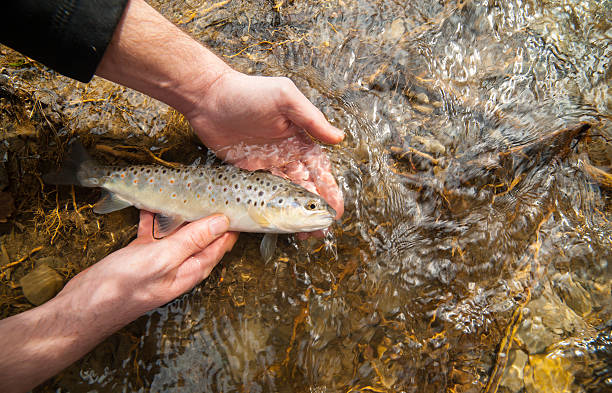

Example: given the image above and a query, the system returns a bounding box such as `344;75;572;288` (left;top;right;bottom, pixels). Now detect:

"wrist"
171;48;235;118
55;268;141;335
95;0;234;117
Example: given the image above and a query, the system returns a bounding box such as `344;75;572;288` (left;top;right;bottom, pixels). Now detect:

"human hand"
185;70;345;225
95;0;343;227
57;211;238;324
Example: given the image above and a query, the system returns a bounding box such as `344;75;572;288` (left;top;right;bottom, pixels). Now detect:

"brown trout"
44;142;336;261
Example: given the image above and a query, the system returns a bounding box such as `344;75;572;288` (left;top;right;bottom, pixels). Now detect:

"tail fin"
43;141;98;187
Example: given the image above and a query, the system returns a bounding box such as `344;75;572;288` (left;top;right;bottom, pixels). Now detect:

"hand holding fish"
185;70;345;222
0;1;345;390
0;212;237;392
96;0;345;223
61;211;237;316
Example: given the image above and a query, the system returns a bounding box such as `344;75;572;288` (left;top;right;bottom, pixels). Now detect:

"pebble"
524;354;574;393
500;349;528;392
412;135;446;155
20;264;64;306
382;18;405;41
552;272;592;317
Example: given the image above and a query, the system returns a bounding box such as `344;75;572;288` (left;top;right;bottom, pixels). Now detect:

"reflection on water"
1;0;611;391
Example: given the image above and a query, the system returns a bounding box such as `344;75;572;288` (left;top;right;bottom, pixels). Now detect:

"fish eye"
305;200;318;210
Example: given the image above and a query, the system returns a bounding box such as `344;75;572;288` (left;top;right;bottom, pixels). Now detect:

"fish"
44;142;337;261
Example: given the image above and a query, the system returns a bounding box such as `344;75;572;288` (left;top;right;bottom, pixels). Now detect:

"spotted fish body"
44;143;336;260
91;163;334;232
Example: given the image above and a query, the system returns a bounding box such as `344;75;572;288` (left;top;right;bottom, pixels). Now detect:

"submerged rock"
517;315;557;355
524;354;574;393
0;163;8;190
517;285;591;355
412;135;446;155
552;273;593;317
20;264;64;306
0;191;14;222
382;18;406;41
499;349;528;392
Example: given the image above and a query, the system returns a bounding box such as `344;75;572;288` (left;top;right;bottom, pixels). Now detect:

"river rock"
382;18;406;41
552;272;592;317
412;135;446;155
524;353;574;393
517;286;589;354
499;349;528;392
20;264;64;305
517;315;557;355
0;191;15;222
0;163;8;191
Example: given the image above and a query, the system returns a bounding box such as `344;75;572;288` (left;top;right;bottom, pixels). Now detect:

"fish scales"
93;163;326;233
43;143;336;240
44;142;337;261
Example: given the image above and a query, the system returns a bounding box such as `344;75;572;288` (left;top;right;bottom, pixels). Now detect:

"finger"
301;148;345;219
137;210;155;239
315;178;344;219
173;232;239;290
159;214;230;266
281;83;344;144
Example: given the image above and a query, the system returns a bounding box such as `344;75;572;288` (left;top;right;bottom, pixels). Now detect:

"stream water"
0;0;611;392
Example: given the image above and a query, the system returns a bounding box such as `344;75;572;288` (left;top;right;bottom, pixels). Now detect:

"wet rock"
0;241;9;266
552;273;592;317
412;135;446;155
0;163;8;191
517;315;556;355
499;349;528;392
0;191;15;222
517;286;590;354
536;297;587;336
450;368;474;385
524;354;574;393
382;18;405;41
0;73;16;99
20;264;64;306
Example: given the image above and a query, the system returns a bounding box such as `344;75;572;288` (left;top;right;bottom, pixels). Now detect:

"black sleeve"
0;0;129;83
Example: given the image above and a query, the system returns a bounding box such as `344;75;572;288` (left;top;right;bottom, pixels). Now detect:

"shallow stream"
0;0;611;392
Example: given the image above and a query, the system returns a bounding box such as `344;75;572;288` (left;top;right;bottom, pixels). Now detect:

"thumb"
281;82;344;144
159;215;230;265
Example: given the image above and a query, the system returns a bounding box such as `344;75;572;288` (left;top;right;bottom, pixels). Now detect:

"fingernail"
332;126;345;141
209;215;229;236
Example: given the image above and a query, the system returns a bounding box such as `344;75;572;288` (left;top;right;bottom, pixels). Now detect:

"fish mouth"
277;209;335;232
301;210;335;231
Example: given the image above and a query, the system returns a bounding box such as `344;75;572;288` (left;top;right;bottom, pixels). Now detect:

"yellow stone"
20;264;64;306
524;354;574;393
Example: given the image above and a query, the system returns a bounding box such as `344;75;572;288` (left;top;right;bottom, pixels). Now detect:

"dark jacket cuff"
1;0;129;83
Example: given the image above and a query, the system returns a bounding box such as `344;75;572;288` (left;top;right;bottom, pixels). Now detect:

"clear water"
0;0;610;392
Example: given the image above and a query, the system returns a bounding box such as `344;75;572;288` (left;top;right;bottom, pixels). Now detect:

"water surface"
0;0;610;392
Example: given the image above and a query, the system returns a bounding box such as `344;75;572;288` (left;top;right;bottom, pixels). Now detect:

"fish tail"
43;141;99;187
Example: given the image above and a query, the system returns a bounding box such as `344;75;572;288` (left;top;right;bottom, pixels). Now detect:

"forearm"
95;0;232;116
0;287;132;392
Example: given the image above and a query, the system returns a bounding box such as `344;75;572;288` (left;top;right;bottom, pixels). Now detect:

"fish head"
263;188;336;233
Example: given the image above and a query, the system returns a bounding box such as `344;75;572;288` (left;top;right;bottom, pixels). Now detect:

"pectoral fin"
94;191;132;214
154;214;185;238
260;233;278;263
248;207;272;228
